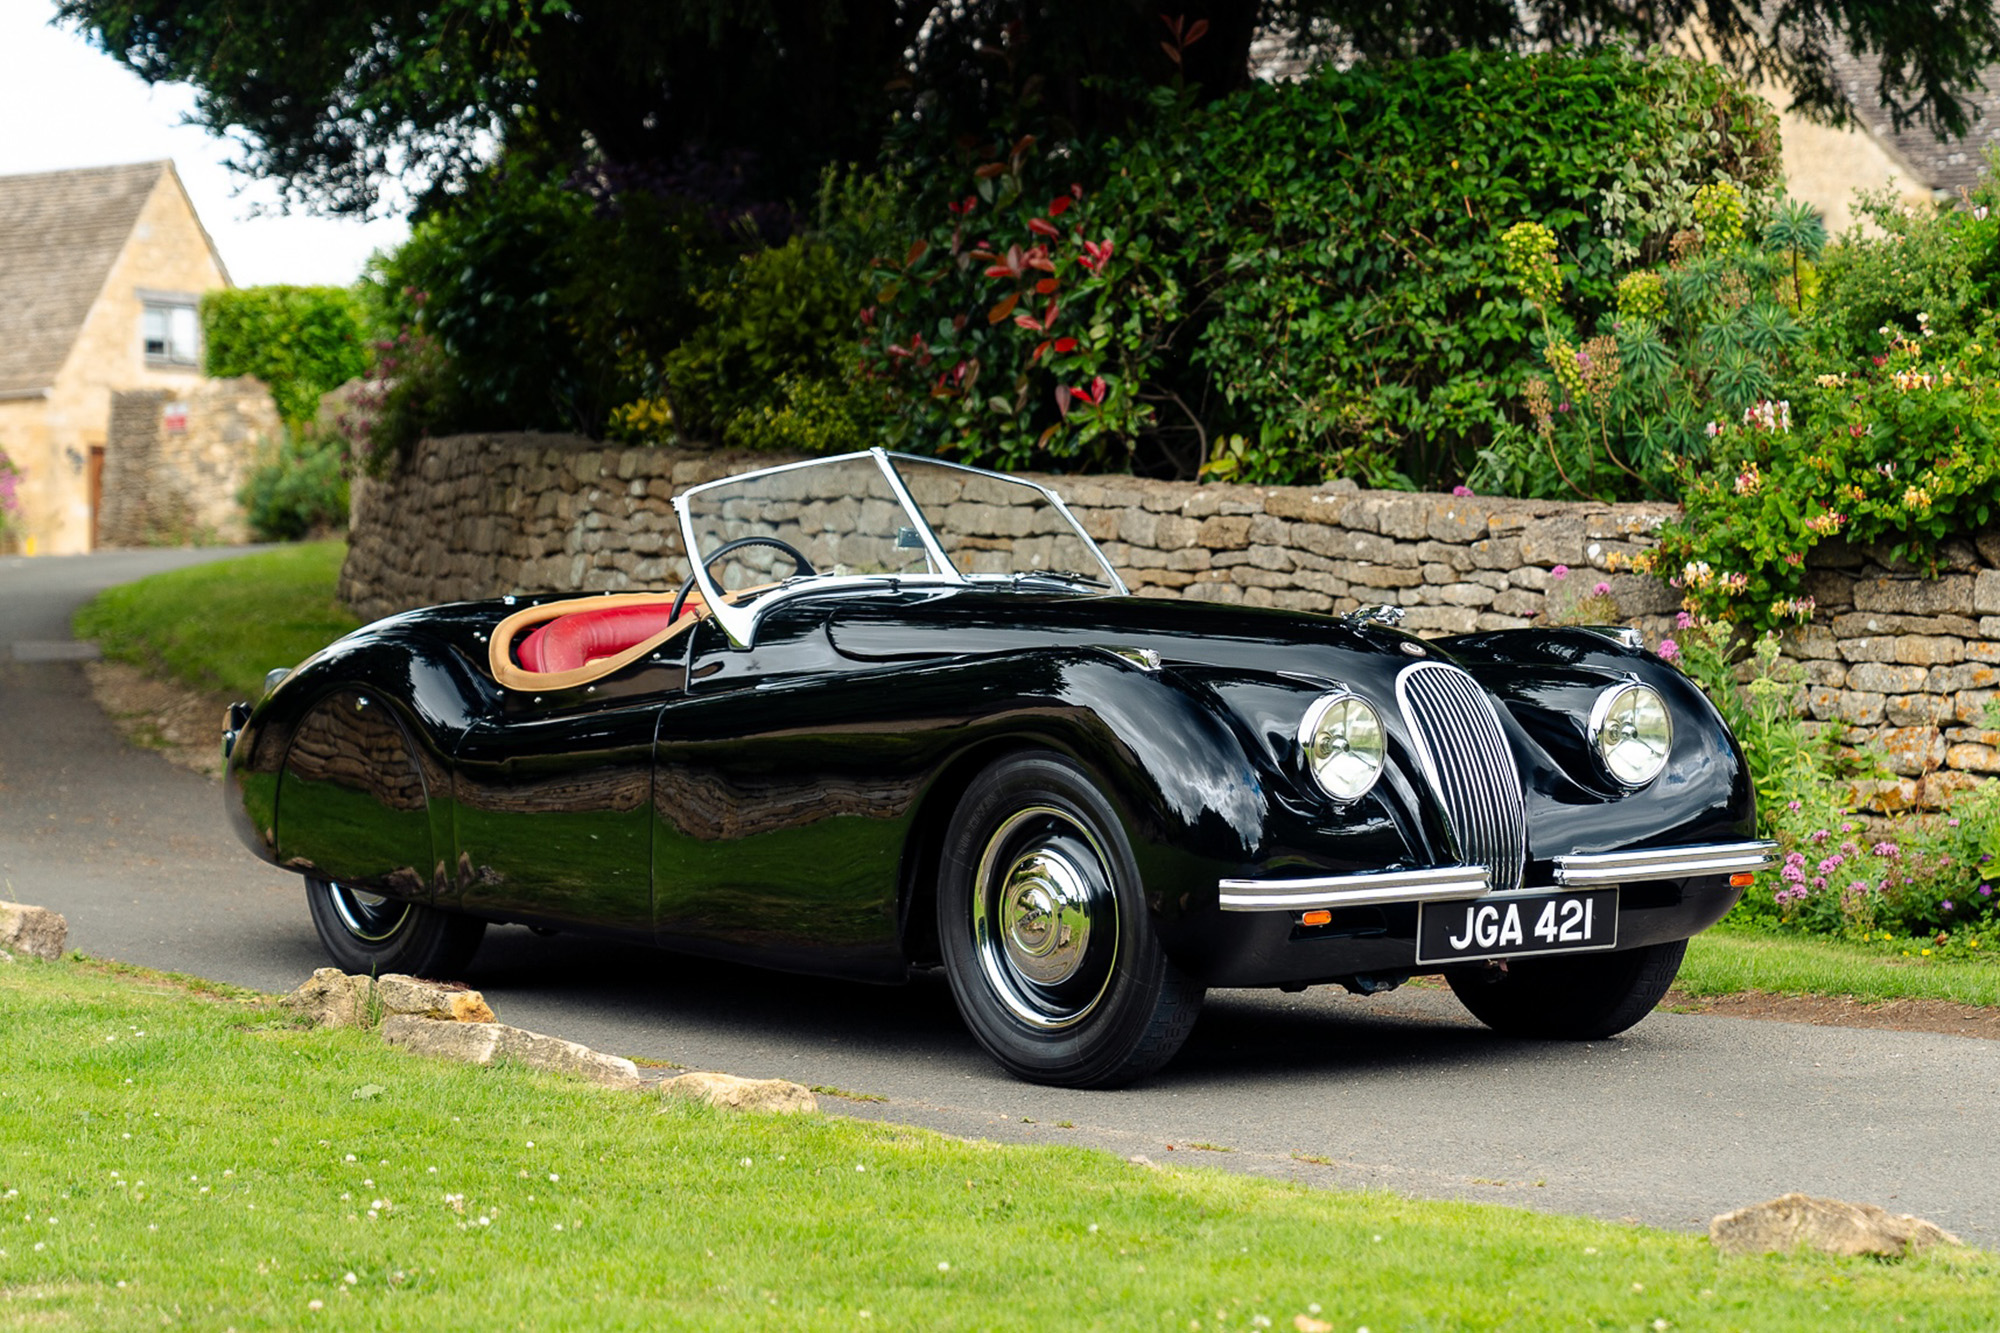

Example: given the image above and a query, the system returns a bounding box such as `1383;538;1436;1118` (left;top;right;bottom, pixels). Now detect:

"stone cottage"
0;160;241;554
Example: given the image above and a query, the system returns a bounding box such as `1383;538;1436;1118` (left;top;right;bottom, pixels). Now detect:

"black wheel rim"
324;881;410;943
971;805;1120;1030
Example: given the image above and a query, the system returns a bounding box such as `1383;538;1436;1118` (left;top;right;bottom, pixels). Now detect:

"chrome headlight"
1590;682;1672;787
1299;691;1386;802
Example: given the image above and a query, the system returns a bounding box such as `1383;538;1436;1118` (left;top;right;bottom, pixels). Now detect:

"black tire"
1446;938;1688;1040
938;751;1204;1088
304;876;486;979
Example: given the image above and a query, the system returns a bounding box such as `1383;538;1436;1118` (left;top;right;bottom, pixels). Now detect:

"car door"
450;654;686;936
650;593;931;979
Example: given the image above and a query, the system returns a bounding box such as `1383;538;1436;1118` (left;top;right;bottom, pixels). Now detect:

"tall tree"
56;0;2000;215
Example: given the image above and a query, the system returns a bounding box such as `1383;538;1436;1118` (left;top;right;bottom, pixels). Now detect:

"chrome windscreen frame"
672;447;1125;647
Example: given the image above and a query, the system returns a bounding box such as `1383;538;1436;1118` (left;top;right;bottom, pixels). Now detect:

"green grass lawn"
73;542;359;701
3;957;1995;1331
1683;927;2000;1007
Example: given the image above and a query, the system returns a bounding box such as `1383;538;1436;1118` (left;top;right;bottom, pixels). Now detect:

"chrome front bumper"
1218;840;1778;913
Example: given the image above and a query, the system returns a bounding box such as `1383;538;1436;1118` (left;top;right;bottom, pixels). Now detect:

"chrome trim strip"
1553;840;1779;886
1395;660;1528;894
1218;865;1491;911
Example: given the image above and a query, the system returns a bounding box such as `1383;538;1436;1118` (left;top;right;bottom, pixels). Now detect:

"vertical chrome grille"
1395;662;1526;894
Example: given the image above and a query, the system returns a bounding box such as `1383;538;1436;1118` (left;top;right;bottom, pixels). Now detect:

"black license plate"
1416;889;1618;965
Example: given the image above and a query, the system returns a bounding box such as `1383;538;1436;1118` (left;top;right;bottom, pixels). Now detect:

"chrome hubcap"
973;806;1118;1030
326;881;410;943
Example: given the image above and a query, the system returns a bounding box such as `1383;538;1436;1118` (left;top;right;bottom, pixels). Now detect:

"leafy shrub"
1647;324;2000;632
1808;176;2000;365
861;132;1180;473
202;286;369;429
662;236;877;451
239;431;349;541
866;49;1778;483
1474;184;1816;502
354;161;736;463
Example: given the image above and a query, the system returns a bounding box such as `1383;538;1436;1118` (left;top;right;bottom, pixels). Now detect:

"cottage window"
142;301;200;367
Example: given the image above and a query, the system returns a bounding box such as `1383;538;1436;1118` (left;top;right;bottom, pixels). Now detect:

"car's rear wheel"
938;751;1204;1087
304;875;486;979
1445;938;1687;1040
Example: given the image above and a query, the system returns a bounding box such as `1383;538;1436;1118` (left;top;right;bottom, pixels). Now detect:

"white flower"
307;1299;323;1311
343;1273;358;1285
938;1261;951;1272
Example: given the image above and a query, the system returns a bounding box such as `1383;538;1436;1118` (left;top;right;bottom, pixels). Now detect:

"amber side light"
1729;872;1755;888
1300;909;1333;927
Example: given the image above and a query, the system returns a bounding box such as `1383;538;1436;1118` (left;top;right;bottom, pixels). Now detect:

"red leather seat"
516;599;703;674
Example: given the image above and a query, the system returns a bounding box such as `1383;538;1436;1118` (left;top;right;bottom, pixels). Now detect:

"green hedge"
201;286;369;428
861;48;1780;484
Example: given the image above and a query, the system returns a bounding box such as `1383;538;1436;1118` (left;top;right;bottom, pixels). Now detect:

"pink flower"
1656;638;1680;662
1593;581;1611;596
1451;485;1474;497
1551;564;1569;579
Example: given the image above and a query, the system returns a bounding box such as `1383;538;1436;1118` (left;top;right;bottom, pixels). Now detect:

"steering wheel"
671;535;817;621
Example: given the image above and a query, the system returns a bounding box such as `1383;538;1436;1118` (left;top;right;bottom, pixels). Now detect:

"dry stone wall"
99;377;276;547
341;434;2000;801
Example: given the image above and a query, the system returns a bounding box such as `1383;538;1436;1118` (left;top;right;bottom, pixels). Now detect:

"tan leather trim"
489;593;693;693
485;586;772;693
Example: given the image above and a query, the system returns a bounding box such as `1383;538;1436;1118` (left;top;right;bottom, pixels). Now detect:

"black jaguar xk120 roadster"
224;449;1772;1086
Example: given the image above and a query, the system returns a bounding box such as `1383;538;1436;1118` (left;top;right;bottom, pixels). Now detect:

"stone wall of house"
340;433;2000;804
98;376;276;546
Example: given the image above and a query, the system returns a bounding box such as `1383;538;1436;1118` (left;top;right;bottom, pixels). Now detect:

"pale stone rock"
1848;663;1929;694
381;1015;640;1087
1872;725;1946;776
1425;503;1487;544
1710;1194;1962;1258
1930;662;2000;693
283;968;375;1029
1467;536;1522;570
1837;636;1899;664
1436;582;1496;608
1852;575;1976;617
1397;605;1479;634
661;1071;819;1114
1196;515;1252;549
1334;561;1425;589
375;974;498;1024
1893;636;1966;667
380;1013;502;1062
1966;641;2000;664
1956;689;2000;724
0;901;67;960
1945;742;2000;772
1518;516;1586;567
1829;611;1981;638
1884;694;1951;727
1976;569;2000;614
1153;514;1200;550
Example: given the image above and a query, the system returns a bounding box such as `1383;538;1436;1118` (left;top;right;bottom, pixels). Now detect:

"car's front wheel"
1445;938;1687;1039
938;751;1204;1088
304;876;486;979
